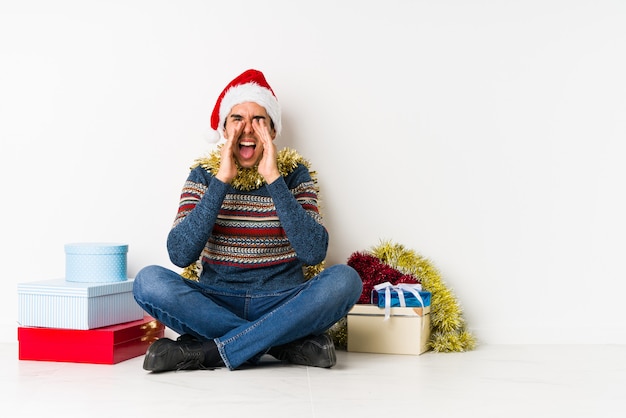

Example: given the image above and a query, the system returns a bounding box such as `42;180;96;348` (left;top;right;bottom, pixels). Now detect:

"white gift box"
347;304;431;355
17;278;143;330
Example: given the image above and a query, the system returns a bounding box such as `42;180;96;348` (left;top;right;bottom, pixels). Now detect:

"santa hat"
207;69;281;142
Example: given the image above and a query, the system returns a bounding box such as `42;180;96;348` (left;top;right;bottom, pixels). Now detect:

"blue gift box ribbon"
372;282;431;320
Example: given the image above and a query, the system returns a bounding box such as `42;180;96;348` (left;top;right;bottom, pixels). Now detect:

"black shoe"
176;333;200;343
143;337;208;372
270;333;337;368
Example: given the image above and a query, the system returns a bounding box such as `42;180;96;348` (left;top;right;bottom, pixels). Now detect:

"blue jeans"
133;264;362;370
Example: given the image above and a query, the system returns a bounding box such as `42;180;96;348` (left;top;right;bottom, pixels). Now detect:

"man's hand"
215;123;243;184
254;118;280;184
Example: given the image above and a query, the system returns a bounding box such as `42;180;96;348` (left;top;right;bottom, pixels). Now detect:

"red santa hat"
207;69;282;142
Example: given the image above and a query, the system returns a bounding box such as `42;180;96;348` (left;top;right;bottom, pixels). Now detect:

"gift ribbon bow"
374;282;425;320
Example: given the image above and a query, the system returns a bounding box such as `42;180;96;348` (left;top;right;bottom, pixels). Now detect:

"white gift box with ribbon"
347;302;431;355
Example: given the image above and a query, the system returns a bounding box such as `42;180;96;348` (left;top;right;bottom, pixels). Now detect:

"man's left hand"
253;118;280;184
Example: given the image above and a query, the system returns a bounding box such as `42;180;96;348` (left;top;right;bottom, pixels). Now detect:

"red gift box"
18;315;165;364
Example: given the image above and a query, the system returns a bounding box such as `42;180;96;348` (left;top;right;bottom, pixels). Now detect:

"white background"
1;0;625;344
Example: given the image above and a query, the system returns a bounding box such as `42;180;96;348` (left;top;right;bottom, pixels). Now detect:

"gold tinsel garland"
181;146;324;281
193;146;313;192
328;240;477;353
371;240;476;352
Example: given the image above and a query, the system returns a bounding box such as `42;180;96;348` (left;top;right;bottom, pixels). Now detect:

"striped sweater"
166;162;328;290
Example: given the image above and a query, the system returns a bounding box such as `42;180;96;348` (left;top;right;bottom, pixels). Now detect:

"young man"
133;69;362;372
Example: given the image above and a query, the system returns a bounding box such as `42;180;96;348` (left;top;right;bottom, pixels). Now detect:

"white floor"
2;342;625;418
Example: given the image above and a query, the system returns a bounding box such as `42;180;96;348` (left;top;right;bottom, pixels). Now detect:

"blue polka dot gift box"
65;242;128;283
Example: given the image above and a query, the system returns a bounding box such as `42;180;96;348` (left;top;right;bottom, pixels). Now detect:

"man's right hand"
215;124;243;184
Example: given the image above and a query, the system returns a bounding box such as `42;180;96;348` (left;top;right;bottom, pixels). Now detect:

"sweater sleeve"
166;167;230;268
265;165;329;266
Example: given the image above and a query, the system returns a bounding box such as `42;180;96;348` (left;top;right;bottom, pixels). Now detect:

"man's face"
224;102;276;168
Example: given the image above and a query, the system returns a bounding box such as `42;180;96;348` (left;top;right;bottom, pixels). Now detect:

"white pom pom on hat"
207;69;281;143
204;128;222;143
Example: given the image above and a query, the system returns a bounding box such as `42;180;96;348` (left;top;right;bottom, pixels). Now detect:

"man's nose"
243;119;254;133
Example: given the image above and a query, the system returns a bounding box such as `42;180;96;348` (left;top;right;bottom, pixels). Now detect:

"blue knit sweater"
166;162;328;290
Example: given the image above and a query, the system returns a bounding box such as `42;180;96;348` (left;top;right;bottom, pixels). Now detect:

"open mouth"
238;140;256;160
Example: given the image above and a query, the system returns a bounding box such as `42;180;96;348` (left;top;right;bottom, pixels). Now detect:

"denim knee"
133;265;170;301
321;264;363;304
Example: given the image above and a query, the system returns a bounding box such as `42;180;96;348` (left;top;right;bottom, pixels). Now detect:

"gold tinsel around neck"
191;146;313;191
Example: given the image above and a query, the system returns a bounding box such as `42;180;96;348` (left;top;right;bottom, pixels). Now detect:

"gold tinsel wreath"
181;147;324;281
328;240;477;353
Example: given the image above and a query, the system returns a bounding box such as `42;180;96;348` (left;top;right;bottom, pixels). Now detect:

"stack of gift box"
346;282;432;355
17;243;164;364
